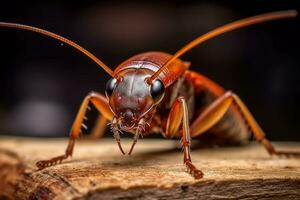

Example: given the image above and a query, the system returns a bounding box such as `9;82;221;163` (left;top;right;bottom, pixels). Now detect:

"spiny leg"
231;93;300;157
89;115;109;139
165;96;203;179
36;92;113;169
189;91;300;157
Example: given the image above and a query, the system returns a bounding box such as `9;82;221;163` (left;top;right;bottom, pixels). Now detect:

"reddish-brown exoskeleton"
1;10;299;179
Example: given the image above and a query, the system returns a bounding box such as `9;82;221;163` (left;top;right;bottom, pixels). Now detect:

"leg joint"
177;96;185;102
181;140;190;147
225;90;234;98
87;91;97;99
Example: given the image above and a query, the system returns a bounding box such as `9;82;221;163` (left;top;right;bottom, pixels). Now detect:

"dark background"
0;1;299;141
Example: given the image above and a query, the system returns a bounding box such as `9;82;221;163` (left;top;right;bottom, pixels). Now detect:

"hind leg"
189;91;300;157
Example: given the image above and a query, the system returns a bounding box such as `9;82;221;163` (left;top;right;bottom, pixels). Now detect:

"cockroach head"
105;69;165;131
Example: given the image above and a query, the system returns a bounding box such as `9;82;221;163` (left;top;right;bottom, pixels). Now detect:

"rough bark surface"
0;137;299;200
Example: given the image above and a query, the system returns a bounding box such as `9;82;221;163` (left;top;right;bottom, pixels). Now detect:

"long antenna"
0;22;114;76
148;10;297;83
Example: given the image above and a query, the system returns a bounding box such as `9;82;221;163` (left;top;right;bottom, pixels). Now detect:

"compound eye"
150;79;165;102
105;78;117;97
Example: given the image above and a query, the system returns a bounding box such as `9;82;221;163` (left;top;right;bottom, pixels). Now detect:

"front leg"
165;96;203;179
89;115;109;139
36;92;113;169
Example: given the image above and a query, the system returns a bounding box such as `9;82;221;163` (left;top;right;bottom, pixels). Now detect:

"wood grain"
0;137;299;200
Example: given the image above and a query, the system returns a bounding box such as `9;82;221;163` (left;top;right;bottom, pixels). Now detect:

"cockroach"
1;10;299;179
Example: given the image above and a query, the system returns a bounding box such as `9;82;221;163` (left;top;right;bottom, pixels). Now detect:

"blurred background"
0;1;299;141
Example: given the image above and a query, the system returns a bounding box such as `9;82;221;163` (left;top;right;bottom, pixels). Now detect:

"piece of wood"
0;137;299;200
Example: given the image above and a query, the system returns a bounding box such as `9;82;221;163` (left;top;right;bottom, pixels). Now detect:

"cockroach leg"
89;115;109;139
189;91;300;157
261;139;300;157
36;137;75;169
189;91;235;137
230;94;300;157
166;97;203;179
36;92;113;170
